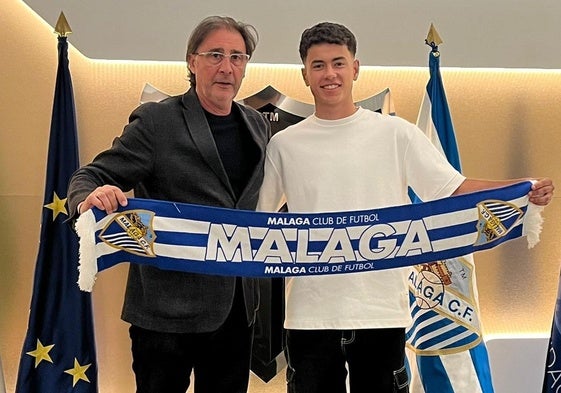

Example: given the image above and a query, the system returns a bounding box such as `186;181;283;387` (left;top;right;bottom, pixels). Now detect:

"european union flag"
15;32;98;392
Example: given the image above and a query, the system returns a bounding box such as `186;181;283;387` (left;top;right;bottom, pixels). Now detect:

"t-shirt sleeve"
257;141;287;212
405;123;466;201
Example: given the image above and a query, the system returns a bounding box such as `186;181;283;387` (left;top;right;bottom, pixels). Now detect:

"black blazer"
68;89;271;333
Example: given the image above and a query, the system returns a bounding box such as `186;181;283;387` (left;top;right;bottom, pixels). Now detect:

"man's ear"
301;67;309;86
187;54;196;74
353;59;360;81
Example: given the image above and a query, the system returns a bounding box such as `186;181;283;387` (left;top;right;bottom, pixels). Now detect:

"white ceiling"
23;0;561;69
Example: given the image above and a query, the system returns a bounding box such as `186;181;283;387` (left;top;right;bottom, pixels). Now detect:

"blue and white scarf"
76;181;543;292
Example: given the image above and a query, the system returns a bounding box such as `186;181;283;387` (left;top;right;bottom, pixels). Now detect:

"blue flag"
406;43;495;393
15;35;98;393
542;273;561;392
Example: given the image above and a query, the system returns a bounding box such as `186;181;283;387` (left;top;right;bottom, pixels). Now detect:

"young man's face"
188;28;248;115
301;43;359;118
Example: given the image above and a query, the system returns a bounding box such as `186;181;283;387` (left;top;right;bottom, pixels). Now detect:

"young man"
68;16;270;393
257;22;554;393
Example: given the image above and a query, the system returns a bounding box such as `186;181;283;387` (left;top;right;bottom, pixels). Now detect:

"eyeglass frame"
192;51;251;67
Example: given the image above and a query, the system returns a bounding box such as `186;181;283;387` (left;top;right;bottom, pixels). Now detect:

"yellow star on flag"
65;358;91;387
44;191;68;221
26;339;55;368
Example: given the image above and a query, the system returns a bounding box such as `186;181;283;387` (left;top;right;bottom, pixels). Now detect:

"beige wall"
2;1;561;392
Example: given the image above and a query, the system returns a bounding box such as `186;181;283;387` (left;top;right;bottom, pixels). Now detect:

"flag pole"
425;23;442;56
54;11;72;37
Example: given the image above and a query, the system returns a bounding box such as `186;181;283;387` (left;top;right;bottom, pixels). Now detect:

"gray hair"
186;16;259;87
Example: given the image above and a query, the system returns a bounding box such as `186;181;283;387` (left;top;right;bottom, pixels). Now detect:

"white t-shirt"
257;107;466;329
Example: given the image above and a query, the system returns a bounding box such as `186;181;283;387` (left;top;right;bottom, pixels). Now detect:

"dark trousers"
129;284;253;393
285;328;409;393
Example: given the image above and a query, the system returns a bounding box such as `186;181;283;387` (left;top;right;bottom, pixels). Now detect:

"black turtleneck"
204;106;260;199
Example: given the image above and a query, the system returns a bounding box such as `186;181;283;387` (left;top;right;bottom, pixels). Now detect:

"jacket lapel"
235;102;268;206
181;90;234;198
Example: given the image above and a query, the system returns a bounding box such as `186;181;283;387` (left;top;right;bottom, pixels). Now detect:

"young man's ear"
301;67;310;87
353;59;360;81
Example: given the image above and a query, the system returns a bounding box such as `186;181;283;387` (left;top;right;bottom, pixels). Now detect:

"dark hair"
299;22;357;62
186;16;259;87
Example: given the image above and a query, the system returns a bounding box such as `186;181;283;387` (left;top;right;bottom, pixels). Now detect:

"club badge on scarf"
76;181;543;292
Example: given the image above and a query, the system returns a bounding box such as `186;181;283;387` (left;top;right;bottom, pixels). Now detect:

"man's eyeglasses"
193;52;251;67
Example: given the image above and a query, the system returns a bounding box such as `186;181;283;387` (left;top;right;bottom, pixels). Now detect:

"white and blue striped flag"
406;25;495;393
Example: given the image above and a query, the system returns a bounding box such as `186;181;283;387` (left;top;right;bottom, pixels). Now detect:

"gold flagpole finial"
54;12;72;37
425;23;442;57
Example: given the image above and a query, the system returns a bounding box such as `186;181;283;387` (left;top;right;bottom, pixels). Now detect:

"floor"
248;371;286;392
185;368;287;393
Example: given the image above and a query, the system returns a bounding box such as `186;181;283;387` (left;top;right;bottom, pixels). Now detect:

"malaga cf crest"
98;210;157;257
475;199;524;245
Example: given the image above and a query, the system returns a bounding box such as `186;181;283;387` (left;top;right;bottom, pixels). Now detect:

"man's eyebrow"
205;48;245;54
311;57;346;64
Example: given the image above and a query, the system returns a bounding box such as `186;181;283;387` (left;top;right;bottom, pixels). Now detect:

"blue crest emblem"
474;199;524;246
98;210;157;257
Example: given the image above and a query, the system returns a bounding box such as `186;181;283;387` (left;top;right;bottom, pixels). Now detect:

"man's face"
301;43;359;117
188;28;248;114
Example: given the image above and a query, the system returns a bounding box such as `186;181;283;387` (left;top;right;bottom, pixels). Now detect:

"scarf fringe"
75;210;98;292
523;203;544;249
